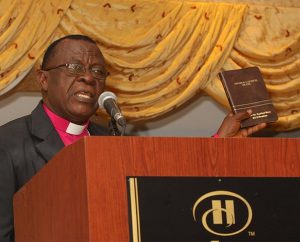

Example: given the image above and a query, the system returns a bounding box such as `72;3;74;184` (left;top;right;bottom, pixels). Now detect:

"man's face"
40;39;106;124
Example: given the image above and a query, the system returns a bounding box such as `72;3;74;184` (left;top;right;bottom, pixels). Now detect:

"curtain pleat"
0;0;299;131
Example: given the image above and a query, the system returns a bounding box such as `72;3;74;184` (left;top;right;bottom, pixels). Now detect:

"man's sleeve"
0;148;15;242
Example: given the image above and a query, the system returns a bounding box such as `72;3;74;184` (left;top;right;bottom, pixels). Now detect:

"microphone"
98;91;126;127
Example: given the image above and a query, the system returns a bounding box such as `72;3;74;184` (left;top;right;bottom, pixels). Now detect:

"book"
219;66;278;128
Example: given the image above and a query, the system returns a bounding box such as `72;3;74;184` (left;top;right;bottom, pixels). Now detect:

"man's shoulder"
0;101;45;139
0;115;31;135
0;115;32;144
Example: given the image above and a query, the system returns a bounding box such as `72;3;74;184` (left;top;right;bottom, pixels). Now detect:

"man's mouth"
74;91;95;103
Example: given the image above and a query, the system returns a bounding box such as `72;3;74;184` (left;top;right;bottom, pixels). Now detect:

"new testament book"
219;66;278;128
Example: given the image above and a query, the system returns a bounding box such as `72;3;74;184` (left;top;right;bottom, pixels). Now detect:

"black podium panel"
127;177;300;242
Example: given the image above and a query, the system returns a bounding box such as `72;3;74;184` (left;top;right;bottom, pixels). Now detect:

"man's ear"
37;69;48;91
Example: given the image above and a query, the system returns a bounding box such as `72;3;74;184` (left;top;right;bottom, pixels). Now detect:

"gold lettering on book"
234;79;258;87
251;111;271;119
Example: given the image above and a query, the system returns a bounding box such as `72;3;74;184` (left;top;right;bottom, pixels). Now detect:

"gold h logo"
211;200;235;226
192;191;252;237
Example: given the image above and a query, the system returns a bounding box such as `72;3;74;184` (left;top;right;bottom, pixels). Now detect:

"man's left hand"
216;110;267;138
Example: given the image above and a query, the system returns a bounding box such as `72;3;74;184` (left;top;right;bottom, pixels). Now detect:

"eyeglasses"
43;63;107;80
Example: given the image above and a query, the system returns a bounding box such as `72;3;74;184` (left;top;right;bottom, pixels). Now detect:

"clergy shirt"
43;104;89;146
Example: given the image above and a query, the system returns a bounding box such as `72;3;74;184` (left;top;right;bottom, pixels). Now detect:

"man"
0;35;265;241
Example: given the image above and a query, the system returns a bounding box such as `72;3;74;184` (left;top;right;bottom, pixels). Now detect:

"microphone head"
98;91;117;108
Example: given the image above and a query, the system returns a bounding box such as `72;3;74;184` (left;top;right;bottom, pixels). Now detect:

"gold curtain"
0;0;71;92
205;2;300;131
0;0;299;131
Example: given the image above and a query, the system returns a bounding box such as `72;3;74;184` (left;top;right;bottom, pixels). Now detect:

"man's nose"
79;70;95;85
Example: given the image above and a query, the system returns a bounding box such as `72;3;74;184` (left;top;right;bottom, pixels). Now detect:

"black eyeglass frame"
43;63;108;80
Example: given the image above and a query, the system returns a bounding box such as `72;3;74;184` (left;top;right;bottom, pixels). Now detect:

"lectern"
13;137;300;241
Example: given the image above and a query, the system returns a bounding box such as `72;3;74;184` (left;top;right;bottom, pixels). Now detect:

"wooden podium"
13;137;300;241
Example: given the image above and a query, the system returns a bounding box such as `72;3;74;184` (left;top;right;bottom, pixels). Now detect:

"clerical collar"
43;103;89;135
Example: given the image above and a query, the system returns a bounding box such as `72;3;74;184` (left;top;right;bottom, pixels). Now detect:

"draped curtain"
0;0;299;131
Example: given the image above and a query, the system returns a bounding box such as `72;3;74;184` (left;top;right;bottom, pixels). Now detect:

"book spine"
219;72;236;114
